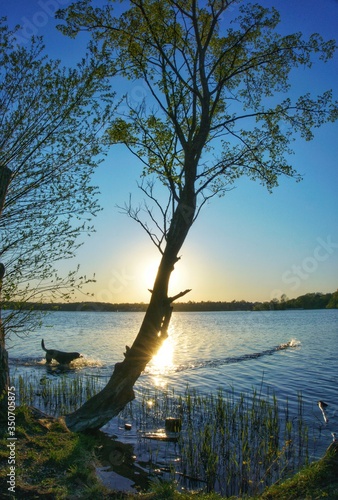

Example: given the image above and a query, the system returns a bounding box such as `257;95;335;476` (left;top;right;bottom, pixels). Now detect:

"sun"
142;258;186;292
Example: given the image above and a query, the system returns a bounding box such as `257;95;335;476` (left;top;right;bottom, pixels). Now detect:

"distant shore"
3;290;337;312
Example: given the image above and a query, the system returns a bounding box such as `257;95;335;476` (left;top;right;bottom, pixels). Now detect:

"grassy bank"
0;405;103;498
1;405;337;499
8;374;310;496
259;441;338;499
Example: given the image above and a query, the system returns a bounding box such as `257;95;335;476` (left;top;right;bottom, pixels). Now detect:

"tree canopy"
0;19;115;337
58;0;337;254
55;0;338;432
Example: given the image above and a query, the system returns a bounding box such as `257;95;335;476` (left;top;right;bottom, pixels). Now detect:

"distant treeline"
3;290;337;312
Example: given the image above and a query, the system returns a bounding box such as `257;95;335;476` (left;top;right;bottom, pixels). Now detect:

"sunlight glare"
150;337;175;374
143;260;159;289
142;258;186;293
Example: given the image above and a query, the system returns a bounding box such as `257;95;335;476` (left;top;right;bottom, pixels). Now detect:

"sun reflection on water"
149;337;175;386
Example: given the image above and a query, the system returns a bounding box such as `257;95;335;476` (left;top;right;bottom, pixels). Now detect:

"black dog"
41;339;82;364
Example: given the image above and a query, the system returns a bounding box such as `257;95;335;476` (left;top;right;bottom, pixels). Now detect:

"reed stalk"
12;374;308;496
128;385;309;496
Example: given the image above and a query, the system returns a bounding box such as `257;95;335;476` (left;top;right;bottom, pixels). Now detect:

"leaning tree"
0;19;115;409
57;0;338;431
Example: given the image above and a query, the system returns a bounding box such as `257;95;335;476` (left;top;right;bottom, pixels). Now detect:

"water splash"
72;356;104;368
278;338;301;349
9;355;103;369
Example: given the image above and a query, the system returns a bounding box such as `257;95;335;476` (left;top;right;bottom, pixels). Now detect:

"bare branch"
168;288;192;303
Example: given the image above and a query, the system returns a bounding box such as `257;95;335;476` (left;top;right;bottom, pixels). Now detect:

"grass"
0;405;337;499
120;386;309;496
2;374;335;498
16;373;101;415
260;441;338;499
0;405;104;499
12;373;310;495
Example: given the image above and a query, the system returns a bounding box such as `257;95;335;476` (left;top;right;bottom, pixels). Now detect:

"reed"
12;374;309;496
12;372;103;414
123;385;309;497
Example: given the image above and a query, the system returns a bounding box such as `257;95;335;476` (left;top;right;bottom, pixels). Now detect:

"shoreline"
1;405;337;499
3;289;337;313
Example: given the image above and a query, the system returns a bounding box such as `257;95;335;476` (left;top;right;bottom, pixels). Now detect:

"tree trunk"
0;166;12;214
0;166;12;415
65;198;195;432
0;319;10;418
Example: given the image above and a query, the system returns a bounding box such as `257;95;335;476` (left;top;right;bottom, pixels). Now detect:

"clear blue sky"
2;0;338;303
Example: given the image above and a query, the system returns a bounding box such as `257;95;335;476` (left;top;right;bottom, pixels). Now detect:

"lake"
7;308;338;491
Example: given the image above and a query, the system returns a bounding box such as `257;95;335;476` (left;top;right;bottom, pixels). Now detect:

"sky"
2;0;338;304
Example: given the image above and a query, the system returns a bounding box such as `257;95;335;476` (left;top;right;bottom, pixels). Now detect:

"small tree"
57;0;338;431
0;19;115;407
0;165;11;413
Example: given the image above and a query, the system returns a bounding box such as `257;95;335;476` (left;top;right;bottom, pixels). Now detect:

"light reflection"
152;376;167;388
150;337;175;378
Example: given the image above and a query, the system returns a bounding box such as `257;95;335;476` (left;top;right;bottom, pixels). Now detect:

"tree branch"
168;288;192;303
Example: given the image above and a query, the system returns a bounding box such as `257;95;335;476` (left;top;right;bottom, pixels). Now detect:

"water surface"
8;309;338;460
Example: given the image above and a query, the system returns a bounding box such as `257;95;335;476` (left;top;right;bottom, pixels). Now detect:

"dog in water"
41;339;82;365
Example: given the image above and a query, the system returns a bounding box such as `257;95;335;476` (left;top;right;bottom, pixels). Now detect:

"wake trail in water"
10;340;300;375
174;339;300;373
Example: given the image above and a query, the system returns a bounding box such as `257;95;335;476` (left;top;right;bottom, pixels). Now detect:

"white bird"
318;400;329;424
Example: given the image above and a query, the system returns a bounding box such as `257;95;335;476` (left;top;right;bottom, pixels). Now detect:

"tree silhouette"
57;0;338;431
0;20;115;409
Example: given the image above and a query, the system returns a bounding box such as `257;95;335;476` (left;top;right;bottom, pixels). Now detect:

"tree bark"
0;166;12;415
65;198;195;432
0;166;12;214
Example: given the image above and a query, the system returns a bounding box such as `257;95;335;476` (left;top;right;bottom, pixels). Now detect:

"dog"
41;339;82;365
